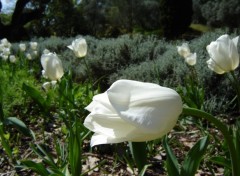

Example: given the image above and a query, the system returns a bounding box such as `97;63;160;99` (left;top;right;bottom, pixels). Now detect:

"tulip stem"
182;107;240;176
129;141;147;172
229;71;240;112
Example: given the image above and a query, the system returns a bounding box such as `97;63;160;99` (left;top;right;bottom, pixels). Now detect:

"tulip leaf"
19;160;50;176
0;123;12;158
22;83;46;110
209;156;231;170
180;135;209;176
0;102;4;122
162;136;180;176
4;117;35;139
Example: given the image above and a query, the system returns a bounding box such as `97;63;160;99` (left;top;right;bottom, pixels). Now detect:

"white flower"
19;43;26;52
26;53;32;60
1;53;8;61
9;55;17;63
177;43;197;66
67;37;87;58
1;38;11;48
32;50;38;56
206;34;239;74
43;49;50;54
2;47;10;56
185;52;197;66
41;52;64;81
29;42;38;50
177;43;191;58
84;79;182;146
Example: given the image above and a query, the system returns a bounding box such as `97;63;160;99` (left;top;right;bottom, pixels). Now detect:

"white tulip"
84;79;182;146
2;47;10;56
9;55;17;63
26;53;32;60
1;53;8;61
41;53;64;81
1;38;11;48
206;34;239;74
185;52;197;66
177;43;197;66
68;38;87;58
19;43;26;52
29;42;38;50
177;43;191;58
43;49;50;54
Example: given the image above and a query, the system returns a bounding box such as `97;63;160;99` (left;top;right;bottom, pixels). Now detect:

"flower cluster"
177;43;197;66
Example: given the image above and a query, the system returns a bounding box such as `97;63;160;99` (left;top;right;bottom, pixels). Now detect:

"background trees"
0;0;50;41
1;0;240;41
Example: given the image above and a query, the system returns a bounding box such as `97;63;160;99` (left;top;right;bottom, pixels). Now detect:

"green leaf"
0;123;12;158
20;160;50;176
4;117;35;139
0;102;4;122
22;83;46;110
69;123;82;176
209;156;231;170
180;135;209;176
162;136;180;176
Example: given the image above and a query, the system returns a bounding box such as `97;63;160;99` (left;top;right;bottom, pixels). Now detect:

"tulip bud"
67;37;87;58
177;43;197;66
19;43;26;52
26;53;32;60
206;34;239;74
41;52;64;81
29;42;38;50
9;55;17;63
84;79;182;146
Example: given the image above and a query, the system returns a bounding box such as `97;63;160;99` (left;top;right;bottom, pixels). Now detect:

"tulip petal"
107;80;182;134
185;53;197;66
206;59;225;74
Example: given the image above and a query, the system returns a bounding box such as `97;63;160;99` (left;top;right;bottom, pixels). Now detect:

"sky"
1;0;17;13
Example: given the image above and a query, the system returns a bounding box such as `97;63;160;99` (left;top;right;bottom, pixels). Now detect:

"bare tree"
0;0;50;41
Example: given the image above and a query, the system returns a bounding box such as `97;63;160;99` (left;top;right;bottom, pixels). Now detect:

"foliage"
159;0;193;39
192;0;240;29
1;30;240;175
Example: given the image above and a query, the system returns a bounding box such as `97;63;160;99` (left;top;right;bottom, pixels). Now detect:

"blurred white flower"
2;47;10;56
185;52;197;66
41;52;64;81
43;49;50;54
29;42;38;50
26;53;32;60
177;43;197;66
206;34;239;74
19;43;26;52
177;43;191;58
1;53;8;61
68;37;87;58
32;50;38;56
0;44;4;51
9;55;17;63
84;79;182;146
1;38;11;48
